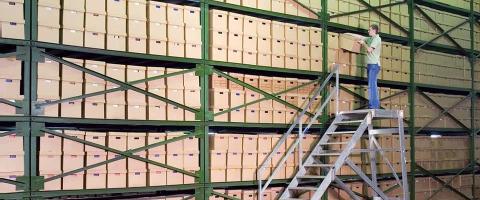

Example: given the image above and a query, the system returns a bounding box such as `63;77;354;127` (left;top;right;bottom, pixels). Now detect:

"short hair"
370;24;379;34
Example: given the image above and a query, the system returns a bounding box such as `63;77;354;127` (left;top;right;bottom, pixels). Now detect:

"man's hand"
357;40;365;45
367;47;374;53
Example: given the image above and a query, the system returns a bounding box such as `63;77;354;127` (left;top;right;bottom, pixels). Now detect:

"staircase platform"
340;109;402;119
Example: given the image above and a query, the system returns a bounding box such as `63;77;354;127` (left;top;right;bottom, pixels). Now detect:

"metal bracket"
31;123;45;137
31;47;45;63
14;46;28;61
196;65;213;76
196;110;213;121
16;176;45;191
15;122;29;136
32;100;45;116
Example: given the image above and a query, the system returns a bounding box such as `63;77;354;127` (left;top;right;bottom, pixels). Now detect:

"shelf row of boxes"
209;133;319;182
209;72;322;123
415;135;471;171
415;92;472;129
0;0;25;39
209;10;323;71
210;188;283;200
0;131;24;192
211;0;319;19
0;131;202;191
36;0;202;57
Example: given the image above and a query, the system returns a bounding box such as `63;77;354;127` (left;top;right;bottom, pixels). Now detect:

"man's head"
368;24;379;36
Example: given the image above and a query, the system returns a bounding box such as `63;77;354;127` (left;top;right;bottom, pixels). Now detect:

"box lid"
184;5;200;11
108;169;127;174
128;0;147;4
127;132;147;137
86;131;106;137
209;9;228;15
148;132;165;137
38;0;61;8
228;12;244;18
108;132;127;137
166;131;185;136
64;130;85;136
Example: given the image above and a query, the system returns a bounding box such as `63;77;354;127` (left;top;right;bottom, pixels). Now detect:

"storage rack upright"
0;0;479;199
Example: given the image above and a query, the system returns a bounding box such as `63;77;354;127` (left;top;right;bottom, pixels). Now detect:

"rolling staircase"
257;65;409;200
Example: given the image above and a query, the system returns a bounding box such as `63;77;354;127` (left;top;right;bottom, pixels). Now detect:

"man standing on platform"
358;24;382;109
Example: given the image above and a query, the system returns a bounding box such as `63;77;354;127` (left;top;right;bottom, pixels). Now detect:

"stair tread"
327;131;356;135
319;141;348;145
288;186;318;191
334;120;364;124
313;152;342;156
297;175;326;179
304;164;335;167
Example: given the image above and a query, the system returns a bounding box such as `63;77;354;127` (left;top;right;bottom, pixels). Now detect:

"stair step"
288;186;318;191
319;141;348;145
340;110;371;114
312;152;342;156
297;175;326;179
304;164;335;168
327;131;356;135
334;120;364;124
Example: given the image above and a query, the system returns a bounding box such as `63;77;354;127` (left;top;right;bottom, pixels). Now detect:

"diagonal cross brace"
356;0;409;34
215;78;321;116
416;164;472;200
416;94;471;133
0;98;22;108
42;128;199;183
417;91;470;131
39;52;199;113
414;5;468;54
211;191;241;200
212;69;316;117
427;163;472;200
36;68;197;110
331;1;405;19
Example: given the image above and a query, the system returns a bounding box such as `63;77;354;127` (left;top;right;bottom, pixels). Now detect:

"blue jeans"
367;64;380;109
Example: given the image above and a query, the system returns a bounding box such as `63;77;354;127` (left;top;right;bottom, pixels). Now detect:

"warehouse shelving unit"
0;0;480;199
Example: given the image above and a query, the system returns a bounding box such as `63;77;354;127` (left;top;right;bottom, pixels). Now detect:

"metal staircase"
257;65;409;200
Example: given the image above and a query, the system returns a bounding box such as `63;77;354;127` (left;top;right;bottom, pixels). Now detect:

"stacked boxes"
32;131;199;190
107;132;127;188
38;1;201;58
128;0;147;53
211;10;324;72
0;132;24;193
416;136;470;171
0;0;25;39
38;0;61;43
39;131;62;190
106;0;127;51
210;71;320;124
38;57;61;117
0;57;22;116
38;57;203;121
209;133;319;182
62;0;85;46
62;130;85;190
84;0;106;48
147;67;167;120
85;132;107;189
164;132;199;185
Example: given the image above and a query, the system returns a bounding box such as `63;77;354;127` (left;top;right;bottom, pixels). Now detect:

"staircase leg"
346;159;389;200
333;178;362;200
368;118;379;198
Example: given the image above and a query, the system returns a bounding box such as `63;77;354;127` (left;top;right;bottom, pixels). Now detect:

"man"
358;24;381;109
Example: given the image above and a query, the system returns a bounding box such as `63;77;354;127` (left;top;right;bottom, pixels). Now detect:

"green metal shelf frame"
0;0;479;199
